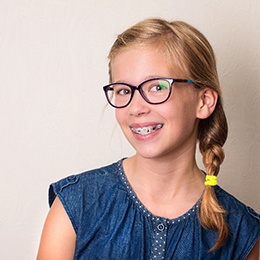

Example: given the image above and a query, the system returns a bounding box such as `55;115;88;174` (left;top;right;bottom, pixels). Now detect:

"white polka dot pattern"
150;218;168;259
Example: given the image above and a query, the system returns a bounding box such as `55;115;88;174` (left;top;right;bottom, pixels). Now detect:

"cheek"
115;110;120;123
115;109;131;137
176;89;200;116
115;109;125;126
166;97;198;128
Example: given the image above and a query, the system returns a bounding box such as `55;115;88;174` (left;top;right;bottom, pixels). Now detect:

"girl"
37;18;260;259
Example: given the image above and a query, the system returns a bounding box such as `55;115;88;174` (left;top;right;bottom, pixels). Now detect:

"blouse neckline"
116;159;200;225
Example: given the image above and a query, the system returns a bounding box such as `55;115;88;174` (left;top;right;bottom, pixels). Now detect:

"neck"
122;149;205;218
126;156;202;191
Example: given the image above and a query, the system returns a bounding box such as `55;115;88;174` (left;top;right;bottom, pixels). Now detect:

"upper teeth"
131;124;163;135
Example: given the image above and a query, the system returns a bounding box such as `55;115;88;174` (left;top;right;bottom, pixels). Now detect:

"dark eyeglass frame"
103;77;194;108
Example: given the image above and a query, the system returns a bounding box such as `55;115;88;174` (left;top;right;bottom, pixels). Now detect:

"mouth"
131;124;163;135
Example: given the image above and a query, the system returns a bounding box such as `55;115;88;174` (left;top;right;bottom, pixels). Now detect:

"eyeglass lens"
106;78;171;108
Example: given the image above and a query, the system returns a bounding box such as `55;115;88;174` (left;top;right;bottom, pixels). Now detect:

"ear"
196;88;218;119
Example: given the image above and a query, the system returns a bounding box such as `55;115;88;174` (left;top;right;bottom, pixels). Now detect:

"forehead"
110;44;186;83
110;45;177;82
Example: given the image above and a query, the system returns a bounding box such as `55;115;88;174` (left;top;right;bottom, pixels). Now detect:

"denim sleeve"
226;199;260;258
48;174;80;232
48;175;79;206
242;206;260;258
215;186;260;259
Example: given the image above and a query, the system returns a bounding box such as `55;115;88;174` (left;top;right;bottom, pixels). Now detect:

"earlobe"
197;89;218;119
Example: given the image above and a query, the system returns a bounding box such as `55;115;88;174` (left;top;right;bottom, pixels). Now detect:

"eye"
150;81;169;92
115;86;131;96
118;89;130;95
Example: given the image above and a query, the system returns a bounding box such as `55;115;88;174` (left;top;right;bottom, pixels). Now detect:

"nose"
128;90;151;116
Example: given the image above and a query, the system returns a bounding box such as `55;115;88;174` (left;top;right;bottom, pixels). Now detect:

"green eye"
150;82;169;91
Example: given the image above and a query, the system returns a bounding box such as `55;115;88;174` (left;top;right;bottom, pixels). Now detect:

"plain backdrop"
0;0;259;259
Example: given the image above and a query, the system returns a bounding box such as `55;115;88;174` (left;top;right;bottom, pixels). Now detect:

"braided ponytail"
198;99;229;251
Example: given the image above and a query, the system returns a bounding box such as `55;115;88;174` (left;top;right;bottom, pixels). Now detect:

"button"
157;223;165;232
67;175;78;183
61;175;78;189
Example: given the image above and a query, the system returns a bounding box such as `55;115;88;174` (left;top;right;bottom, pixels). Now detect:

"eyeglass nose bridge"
128;84;151;105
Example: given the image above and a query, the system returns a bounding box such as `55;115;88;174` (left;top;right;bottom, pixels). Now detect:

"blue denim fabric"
49;159;260;260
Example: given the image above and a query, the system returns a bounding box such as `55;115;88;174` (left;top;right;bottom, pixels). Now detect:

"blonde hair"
108;18;228;251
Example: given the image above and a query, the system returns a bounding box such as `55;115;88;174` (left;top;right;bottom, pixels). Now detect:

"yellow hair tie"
204;175;218;186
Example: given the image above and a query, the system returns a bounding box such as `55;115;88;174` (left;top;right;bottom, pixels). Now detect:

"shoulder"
48;160;125;229
215;186;260;258
49;160;122;204
215;185;260;222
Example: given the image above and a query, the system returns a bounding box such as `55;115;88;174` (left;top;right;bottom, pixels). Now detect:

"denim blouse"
49;159;260;260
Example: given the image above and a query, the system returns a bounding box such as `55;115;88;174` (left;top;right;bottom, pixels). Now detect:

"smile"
131;124;163;135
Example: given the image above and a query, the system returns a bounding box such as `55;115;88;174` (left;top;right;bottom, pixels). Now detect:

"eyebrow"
113;75;167;84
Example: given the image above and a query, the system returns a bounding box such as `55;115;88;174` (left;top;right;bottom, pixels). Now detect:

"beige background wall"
0;0;259;259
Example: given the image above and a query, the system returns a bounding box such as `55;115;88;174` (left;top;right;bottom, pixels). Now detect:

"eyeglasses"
103;78;194;108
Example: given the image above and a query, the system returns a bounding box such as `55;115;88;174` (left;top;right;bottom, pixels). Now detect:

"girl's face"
110;45;203;160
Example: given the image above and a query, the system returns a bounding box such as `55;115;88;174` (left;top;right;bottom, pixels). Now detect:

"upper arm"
37;197;76;260
246;238;260;260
